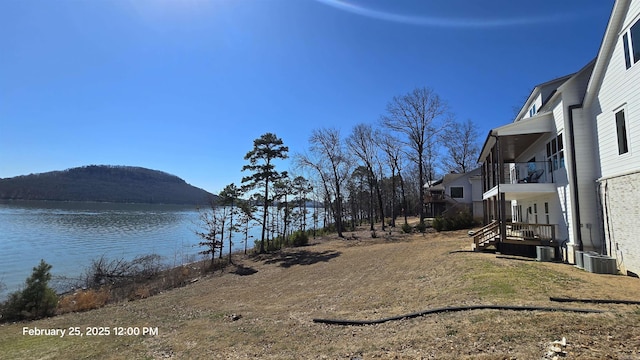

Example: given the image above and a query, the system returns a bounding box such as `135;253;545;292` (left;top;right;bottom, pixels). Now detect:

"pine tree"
241;133;289;253
1;260;58;321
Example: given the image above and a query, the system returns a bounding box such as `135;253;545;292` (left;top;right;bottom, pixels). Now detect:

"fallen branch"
550;297;640;305
313;305;604;326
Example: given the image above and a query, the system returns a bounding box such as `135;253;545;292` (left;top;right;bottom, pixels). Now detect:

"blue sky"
0;0;614;194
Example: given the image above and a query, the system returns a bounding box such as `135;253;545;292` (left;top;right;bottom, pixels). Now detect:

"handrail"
473;220;500;249
505;222;555;240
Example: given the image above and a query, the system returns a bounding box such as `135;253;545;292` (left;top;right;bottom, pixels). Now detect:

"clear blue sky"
0;0;614;194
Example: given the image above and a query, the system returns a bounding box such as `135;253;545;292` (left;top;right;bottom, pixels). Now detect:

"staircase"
472;221;500;251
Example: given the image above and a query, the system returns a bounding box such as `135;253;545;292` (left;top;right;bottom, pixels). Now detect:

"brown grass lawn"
2;222;640;359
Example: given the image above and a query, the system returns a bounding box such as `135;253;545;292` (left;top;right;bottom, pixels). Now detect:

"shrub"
291;231;309;247
57;288;110;314
433;210;475;231
415;222;428;233
432;217;445;231
1;260;58;322
401;223;413;234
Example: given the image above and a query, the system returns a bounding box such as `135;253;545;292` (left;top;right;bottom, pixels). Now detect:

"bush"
57;288;110;314
291;231;309;247
415;222;428;233
1;260;58;322
401;223;413;234
432;217;445;231
432;211;475;231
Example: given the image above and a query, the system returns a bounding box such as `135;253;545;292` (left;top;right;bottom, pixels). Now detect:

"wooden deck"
473;222;559;251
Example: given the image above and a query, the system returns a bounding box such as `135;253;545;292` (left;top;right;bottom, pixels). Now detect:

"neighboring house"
584;0;640;275
475;61;599;260
474;0;640;275
425;167;483;221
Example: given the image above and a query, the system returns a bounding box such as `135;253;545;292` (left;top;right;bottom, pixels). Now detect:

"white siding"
592;0;640;274
594;0;640;179
446;176;473;204
523;94;543;119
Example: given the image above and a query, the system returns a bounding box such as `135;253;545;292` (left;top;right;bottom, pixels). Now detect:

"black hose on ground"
312;305;604;326
550;297;640;305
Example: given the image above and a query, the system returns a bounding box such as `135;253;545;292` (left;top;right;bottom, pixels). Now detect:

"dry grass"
57;288;111;314
2;221;640;359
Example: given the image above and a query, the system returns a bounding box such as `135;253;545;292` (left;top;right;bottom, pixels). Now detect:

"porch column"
495;134;507;243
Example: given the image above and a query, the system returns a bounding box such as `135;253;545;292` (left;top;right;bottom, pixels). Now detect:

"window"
546;134;564;172
529;104;537;117
622;20;640;69
450;187;464;199
616;109;629;155
544;202;550;225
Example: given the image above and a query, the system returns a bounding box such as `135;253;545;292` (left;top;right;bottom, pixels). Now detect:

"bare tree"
346;123;385;231
298;128;351;238
380;133;407;226
381;87;449;222
442;119;480;173
295;153;333;230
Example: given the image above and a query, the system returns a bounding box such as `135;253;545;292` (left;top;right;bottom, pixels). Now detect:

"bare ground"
2;223;640;359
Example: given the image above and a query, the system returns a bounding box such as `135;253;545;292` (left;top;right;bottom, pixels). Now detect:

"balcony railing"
505;222;555;241
503;162;553;184
425;193;446;202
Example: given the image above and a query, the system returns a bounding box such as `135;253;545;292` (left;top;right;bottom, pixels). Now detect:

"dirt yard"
2;224;640;359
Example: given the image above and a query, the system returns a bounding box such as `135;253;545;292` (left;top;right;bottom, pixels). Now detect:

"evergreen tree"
241;133;289;253
1;260;58;321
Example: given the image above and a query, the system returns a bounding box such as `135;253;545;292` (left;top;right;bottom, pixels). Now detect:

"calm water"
0;201;258;299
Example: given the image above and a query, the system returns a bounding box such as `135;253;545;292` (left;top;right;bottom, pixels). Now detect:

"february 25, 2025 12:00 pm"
22;326;159;338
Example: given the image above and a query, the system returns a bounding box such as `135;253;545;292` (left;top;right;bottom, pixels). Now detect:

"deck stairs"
472;221;500;251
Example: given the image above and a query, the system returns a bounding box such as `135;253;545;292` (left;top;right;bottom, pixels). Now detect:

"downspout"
567;104;584;252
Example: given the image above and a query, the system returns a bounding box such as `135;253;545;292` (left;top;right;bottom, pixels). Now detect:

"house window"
450;187;464;199
529;104;537;117
623;20;640;69
544;202;550;224
546;134;564;172
616;109;629;155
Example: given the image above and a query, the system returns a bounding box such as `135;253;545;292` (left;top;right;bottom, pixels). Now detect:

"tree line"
0;165;215;205
197;86;480;259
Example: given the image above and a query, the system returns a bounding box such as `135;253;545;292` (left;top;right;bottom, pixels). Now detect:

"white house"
584;0;640;276
424;168;483;221
475;61;600;260
475;0;640;274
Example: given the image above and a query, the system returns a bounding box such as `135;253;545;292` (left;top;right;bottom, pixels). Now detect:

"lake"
0;200;264;299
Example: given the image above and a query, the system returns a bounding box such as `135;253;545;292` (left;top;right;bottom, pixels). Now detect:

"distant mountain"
0;165;216;205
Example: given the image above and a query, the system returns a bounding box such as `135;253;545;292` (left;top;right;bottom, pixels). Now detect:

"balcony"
483;161;556;200
507;161;553;184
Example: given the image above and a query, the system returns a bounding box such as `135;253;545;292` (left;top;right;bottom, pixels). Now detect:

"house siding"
594;0;640;178
592;0;640;274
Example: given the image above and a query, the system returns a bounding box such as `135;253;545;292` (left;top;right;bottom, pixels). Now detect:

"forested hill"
0;165;216;205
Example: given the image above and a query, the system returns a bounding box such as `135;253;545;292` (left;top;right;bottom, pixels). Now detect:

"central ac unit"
536;246;554;262
574;250;584;268
583;253;617;274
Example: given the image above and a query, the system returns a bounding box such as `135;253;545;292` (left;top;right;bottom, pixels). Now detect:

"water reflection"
0;201;203;299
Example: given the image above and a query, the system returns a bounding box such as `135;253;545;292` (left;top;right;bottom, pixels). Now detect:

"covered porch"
476;112;561;257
